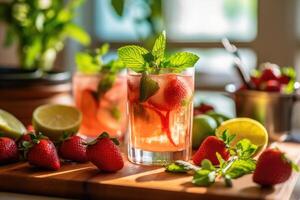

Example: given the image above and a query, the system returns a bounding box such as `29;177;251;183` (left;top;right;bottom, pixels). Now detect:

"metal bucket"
226;84;300;141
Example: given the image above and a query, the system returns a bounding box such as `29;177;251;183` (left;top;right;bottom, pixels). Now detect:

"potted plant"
0;0;90;125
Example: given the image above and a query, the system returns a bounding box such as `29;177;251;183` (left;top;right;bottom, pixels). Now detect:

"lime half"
215;118;268;155
32;104;82;141
0;109;26;139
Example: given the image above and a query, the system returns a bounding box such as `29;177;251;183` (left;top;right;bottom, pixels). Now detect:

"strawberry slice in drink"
142;104;176;147
149;75;191;111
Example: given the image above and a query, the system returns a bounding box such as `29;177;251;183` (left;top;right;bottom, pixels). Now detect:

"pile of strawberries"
0;130;124;172
192;135;298;186
240;63;295;92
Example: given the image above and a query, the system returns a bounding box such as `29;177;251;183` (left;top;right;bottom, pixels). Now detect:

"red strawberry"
260;68;279;82
86;132;123;172
194;103;214;115
278;75;291;85
260;80;281;92
149;76;190;111
27;125;35;132
251;76;262;89
164;77;190;110
0;137;19;164
253;148;299;186
25;134;60;170
59;135;88;163
193;136;230;165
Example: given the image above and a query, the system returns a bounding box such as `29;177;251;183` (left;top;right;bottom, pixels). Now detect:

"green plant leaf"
23;38;42;69
96;43;110;56
64;23;90;46
118;45;149;72
192;169;216;187
75;52;101;74
167;52;199;72
97;73;116;97
139;73;159;102
3;27;15;47
152;30;166;64
165;163;189;173
225;159;256;179
111;0;125;16
201;159;215;171
235;139;258;159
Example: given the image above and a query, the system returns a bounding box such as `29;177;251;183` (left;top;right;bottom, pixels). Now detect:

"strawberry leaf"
111;138;120;146
139;73;159;102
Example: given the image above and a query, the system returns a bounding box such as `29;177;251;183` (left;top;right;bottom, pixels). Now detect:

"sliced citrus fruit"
0;109;26;139
215;118;268;155
32;104;82;141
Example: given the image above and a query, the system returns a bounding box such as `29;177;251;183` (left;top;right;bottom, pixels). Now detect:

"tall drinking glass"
73;72;127;139
127;68;194;165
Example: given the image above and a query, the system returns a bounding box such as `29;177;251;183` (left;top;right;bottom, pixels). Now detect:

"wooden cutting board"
0;142;299;200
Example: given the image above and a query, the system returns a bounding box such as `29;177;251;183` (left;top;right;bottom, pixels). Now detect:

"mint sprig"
75;43;125;99
118;31;199;74
166;132;258;187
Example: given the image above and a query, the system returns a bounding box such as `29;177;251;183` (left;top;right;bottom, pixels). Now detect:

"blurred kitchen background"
0;0;299;128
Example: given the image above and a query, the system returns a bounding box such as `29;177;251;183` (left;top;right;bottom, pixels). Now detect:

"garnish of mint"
118;30;199;102
166;131;258;187
139;73;160;102
75;43;125;100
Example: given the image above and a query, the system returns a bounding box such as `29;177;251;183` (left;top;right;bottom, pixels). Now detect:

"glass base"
128;147;190;166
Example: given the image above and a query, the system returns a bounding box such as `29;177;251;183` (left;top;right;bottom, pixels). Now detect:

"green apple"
206;111;230;126
192;114;217;149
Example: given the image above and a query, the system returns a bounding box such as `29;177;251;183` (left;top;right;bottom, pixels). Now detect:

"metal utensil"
222;38;255;90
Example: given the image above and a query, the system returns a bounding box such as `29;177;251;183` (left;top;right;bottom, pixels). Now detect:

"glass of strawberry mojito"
118;31;199;165
73;44;127;139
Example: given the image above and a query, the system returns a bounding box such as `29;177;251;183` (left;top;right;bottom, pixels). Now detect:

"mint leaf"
97;73;116;97
110;106;121;122
192;169;216;187
165;163;188;173
167;52;199;72
96;43;110;56
152;31;166;65
235;139;258;159
139;74;159;102
201;159;215;171
75;52;102;74
225;159;256;179
118;45;149;72
175;160;201;171
219;130;235;146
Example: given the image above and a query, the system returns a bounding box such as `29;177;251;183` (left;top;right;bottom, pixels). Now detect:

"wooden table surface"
0;142;299;200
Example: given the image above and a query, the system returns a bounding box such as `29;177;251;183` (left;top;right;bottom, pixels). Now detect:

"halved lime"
32;104;82;141
0;109;26;139
215;118;268;155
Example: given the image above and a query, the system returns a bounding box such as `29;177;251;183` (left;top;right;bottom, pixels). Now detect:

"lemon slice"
0;109;26;139
33;104;82;141
215;118;268;155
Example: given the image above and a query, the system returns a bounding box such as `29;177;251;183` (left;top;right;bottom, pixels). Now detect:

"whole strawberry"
86;132;123;172
193;135;230;166
59;135;88;163
0;137;19;164
23;134;60;170
253;148;299;186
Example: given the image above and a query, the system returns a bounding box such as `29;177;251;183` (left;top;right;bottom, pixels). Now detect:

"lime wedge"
215;118;268;156
0;109;26;139
32;104;82;141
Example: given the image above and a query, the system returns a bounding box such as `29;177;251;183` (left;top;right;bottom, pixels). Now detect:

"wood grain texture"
0;142;299;200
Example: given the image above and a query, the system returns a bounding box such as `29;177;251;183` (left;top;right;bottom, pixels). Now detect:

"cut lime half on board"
0;109;26;139
32;104;82;141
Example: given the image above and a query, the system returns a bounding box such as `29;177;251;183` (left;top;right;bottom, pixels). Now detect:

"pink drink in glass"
127;69;194;165
73;73;127;139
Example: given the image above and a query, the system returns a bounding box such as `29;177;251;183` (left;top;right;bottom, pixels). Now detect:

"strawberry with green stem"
21;133;60;171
